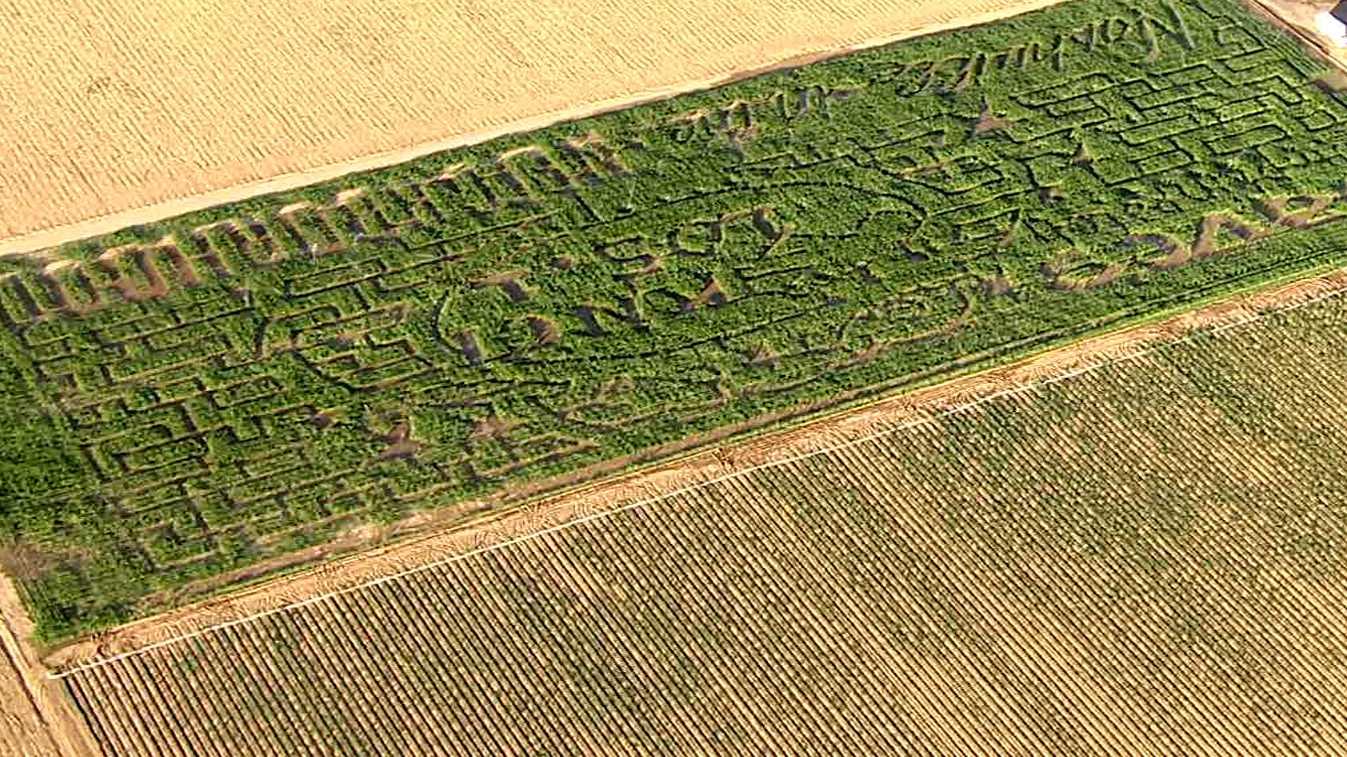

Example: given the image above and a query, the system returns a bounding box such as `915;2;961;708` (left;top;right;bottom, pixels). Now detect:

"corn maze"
2;0;1347;639
57;289;1347;756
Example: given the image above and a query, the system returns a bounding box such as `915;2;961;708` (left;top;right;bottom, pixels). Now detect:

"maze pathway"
2;0;1346;638
58;280;1347;756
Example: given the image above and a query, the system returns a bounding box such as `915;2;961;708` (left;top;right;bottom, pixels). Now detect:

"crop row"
60;290;1347;755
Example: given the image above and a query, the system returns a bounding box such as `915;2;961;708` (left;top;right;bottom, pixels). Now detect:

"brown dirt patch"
0;578;97;755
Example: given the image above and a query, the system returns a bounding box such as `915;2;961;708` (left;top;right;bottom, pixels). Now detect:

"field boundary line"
49;275;1347;680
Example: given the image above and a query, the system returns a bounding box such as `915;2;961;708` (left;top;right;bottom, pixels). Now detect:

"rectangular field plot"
4;0;1347;639
60;291;1347;756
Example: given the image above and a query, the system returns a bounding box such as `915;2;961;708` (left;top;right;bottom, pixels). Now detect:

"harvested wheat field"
0;0;1068;254
56;286;1347;755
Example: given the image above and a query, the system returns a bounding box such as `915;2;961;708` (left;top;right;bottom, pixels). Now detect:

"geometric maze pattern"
1;0;1346;634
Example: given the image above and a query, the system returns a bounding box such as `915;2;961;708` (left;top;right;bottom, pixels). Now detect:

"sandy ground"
47;266;1347;756
0;579;94;757
0;0;1070;256
42;265;1347;672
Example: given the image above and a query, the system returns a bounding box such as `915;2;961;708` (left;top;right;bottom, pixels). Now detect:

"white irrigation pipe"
50;281;1347;679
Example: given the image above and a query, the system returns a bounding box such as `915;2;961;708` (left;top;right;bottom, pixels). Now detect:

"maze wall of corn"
59;287;1347;756
3;0;1347;638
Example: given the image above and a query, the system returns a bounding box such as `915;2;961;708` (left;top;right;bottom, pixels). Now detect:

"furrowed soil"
52;266;1347;756
45;264;1347;666
0;0;1067;254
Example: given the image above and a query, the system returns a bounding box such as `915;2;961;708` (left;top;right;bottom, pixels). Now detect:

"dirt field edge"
0;578;96;756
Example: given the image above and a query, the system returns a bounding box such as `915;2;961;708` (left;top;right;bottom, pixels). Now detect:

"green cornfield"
59;288;1347;756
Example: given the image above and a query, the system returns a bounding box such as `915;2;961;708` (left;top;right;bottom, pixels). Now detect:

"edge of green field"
3;0;1347;643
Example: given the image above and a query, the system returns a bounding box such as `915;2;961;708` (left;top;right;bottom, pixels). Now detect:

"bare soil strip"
0;0;1067;255
0;579;94;756
43;265;1347;673
1249;0;1347;70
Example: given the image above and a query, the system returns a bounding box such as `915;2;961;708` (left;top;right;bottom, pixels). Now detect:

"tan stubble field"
0;0;1071;255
